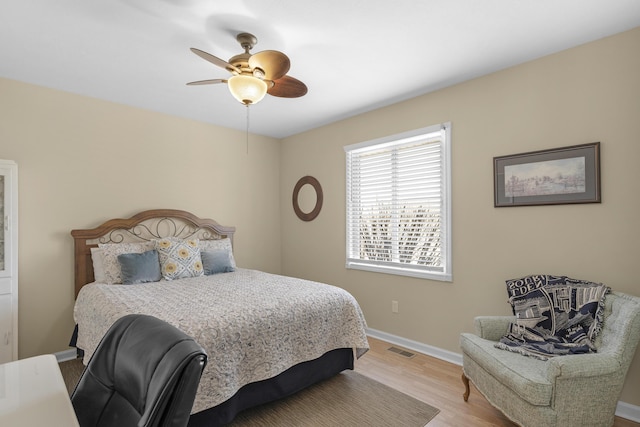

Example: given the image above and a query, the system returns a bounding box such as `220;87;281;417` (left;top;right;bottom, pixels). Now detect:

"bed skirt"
188;347;354;426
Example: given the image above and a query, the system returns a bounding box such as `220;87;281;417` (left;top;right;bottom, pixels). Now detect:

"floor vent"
387;346;416;358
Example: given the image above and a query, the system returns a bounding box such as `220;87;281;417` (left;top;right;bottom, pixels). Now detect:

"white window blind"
345;123;452;281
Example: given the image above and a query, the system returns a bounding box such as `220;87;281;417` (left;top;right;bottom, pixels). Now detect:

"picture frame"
494;142;600;207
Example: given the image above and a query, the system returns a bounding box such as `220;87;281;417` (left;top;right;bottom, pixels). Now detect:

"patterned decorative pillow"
98;242;155;284
199;238;237;269
154;238;204;280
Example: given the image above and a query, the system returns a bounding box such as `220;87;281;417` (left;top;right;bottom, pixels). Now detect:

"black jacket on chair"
71;314;207;427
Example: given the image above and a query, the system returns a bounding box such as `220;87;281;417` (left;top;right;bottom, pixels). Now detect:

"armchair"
460;291;640;427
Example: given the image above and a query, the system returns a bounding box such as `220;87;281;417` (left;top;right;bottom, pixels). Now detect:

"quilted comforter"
74;268;369;413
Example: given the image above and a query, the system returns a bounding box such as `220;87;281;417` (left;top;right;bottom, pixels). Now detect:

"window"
345;122;452;281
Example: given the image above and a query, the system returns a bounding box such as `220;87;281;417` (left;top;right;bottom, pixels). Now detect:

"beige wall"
280;27;640;405
0;78;282;358
2;25;639;408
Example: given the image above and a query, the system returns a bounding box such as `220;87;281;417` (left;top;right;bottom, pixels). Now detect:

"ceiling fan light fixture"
228;75;267;105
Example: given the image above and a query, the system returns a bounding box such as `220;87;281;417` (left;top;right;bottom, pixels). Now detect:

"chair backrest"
596;292;640;368
71;314;207;427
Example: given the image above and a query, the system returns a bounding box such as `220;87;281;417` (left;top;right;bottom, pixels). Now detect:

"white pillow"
90;247;107;283
98;242;155;284
199;238;237;269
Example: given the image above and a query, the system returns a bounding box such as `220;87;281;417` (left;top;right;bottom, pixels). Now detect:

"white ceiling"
3;1;640;139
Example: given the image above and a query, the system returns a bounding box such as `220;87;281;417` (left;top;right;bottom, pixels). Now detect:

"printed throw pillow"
154;237;204;280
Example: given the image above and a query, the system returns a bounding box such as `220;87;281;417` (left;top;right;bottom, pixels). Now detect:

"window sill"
346;261;452;282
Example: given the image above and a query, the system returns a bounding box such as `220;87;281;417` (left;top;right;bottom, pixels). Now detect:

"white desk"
0;354;80;427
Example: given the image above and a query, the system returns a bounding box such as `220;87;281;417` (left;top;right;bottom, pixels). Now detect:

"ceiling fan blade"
186;79;227;86
190;48;240;74
268;75;308;98
249;50;290;81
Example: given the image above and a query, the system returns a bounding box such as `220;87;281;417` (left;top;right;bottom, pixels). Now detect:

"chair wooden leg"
462;372;470;402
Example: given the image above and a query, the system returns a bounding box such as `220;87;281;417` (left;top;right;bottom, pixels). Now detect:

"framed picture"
494;142;600;207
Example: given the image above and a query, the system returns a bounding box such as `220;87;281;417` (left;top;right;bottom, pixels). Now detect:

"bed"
70;209;369;426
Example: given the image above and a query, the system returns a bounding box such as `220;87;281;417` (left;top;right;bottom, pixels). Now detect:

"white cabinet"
0;159;18;362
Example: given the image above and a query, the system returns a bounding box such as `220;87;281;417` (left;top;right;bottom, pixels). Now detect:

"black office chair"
71;314;207;427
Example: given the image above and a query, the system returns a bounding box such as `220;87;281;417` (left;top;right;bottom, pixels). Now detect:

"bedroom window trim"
344;122;452;282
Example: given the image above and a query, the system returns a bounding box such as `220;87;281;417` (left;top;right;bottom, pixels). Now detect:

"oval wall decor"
292;176;323;221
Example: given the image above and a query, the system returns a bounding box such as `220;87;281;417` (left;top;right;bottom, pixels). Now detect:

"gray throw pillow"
201;249;235;275
117;249;162;285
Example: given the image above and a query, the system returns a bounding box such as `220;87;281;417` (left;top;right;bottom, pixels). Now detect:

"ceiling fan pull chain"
245;104;250;155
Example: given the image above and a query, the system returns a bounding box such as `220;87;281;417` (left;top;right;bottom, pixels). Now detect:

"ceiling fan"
187;32;307;105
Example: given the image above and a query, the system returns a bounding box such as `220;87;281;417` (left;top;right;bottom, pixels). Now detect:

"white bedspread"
73;269;369;413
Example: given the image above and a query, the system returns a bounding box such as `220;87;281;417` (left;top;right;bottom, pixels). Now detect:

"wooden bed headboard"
71;209;236;297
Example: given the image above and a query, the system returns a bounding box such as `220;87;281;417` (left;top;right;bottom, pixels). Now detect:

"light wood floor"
354;336;639;427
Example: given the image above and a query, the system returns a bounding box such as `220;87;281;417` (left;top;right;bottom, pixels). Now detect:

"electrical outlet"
392;300;399;313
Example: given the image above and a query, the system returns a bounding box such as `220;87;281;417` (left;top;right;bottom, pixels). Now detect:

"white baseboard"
365;328;640;423
616;401;640;423
366;327;463;366
54;348;78;363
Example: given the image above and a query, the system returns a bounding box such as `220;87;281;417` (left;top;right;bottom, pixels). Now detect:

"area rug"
60;359;439;426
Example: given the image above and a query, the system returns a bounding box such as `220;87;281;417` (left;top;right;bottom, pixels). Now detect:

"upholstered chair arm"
473;316;515;341
545;353;623;423
545;353;621;380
